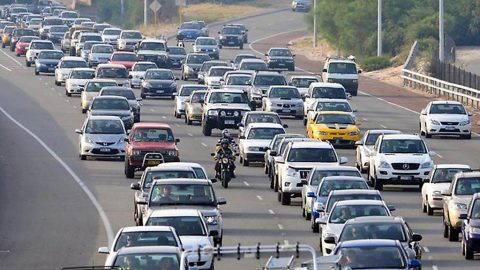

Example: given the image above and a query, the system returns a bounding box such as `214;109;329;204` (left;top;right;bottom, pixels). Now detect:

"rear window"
312;87;346;99
309;170;361;186
326;193;381;213
318;180;368;197
113;231;178;251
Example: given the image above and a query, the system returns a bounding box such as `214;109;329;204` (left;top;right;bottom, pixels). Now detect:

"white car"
117;30;143;51
88;43;114;67
322;57;360;96
204;66;234;88
25;40;54;66
101;27;122;46
81;79;118;113
288;75;320;97
303;82;348;117
104;246;182;268
421;164;471;215
156;162;209;179
64;68;95;96
75;115;127;160
94;63;129;86
419;100;472;139
174;84;208;118
144;209;215;270
304;98;356;126
368;134;434;191
54;56;88;86
238;123;286;167
317;199;392;255
128;61;157;88
355;129;401;173
262;86;304;118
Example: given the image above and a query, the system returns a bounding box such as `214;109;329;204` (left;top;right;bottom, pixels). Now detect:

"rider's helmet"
222;129;230;138
220;138;230;148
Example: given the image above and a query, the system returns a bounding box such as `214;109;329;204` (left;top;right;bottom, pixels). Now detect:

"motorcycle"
211;152;235;188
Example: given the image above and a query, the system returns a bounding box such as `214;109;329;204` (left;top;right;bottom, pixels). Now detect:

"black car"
218;26;243;49
225;23;248;43
10;27;36;51
88;96;135;130
34;49;64;75
140;68;178;99
168;46;186;69
265;47;295;71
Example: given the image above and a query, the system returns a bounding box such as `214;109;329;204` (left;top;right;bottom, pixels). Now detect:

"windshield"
86;81;117;92
234;55;256;64
254;75;286;86
19;36;37;43
291;77;318;88
143;170;196;189
316;114;355;125
133;128;174;142
180;86;206;97
340;223;406;242
14;29;35;36
61;12;78;18
113;253;179;269
337;246;406;269
169;47;186;55
101;89;136;100
241;62;268;71
326;194;382;213
247;128;285;140
379;139;427;154
246;114;281;125
31;42;54;50
113;231;177;252
103;29;121;36
269;49;292;57
139;42;166;51
455;177;480;195
97;67;128;78
318;180;368;196
187;54;211;64
50;26;68;33
92;45;113;53
29;19;42;25
85;119;124;134
312;87;346;99
146;216;206;236
201;62;227;72
209;67;232;77
190;91;206;103
149;183;216;206
209;92;248;104
133;63;157;71
316;101;352;112
432;168;469;183
83;42;100;50
429;103;466;114
222;27;242;35
44;19;63;25
365;133;382;145
287;148;337;162
90;98;130;110
70;70;94;79
328;62;357;74
121;31;142;39
38;51;64;60
145;70;174;80
330;205;389;224
181;22;201;30
60;60;87;68
112;53;137;62
227;75;251;85
81;35;102;43
269;87;300;99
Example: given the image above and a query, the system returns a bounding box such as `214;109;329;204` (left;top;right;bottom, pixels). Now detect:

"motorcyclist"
216;129;237;154
215;138;236;178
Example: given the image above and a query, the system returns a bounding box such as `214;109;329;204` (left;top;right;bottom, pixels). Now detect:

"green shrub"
360;56;392;72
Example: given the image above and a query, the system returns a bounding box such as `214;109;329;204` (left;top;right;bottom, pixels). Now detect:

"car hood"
90;109;132;117
242;140;270;148
189;104;203;112
138;50;168;56
66;78;89;85
145;79;175;87
85;133;124;143
429;114;469;122
120;38;142;43
208;103;251;111
131;141;177;150
179;236;213;250
206;76;222;83
186;63;203;69
17;42;29;47
36;59;60;65
170;54;186;60
90;52;112;59
109;60;134;67
380;153;431;164
324;223;344;238
429;183;450;192
313;123;357;132
289;162;339;168
147;206;219;216
195;45;218;50
452;195;472;205
269;97;303;104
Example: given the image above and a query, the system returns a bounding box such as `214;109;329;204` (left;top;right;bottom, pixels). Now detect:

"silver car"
88;43;114;67
262;86;304;118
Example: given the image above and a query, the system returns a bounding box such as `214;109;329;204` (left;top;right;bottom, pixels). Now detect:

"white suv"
368;134;434;191
322;57;360;96
276;141;347;205
238;123;286;166
419;100;472;139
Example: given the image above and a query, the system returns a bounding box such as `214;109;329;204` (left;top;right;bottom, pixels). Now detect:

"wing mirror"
97;247;109;254
175;138;180;143
339;156;348;164
315;217;327;225
387;204;396;212
74;128;82;134
217;197;227;205
130;182;140;190
239;135;246;139
323;236;336;244
269;150;277;156
354;141;362;146
411;233;423;242
283;124;288;128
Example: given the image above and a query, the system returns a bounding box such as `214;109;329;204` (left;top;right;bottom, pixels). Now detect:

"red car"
15;36;39;56
109;51;138;70
124;123;180;178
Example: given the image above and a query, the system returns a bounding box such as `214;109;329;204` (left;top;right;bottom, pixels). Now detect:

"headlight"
454;203;467;210
421;161;433;169
286;167;298;177
315;131;328;135
432;190;442;195
348;131;358;136
233;111;240;117
220;111;226;117
378;161;391;169
253;88;262;95
118;137;125;143
222;157;229;164
205;215;218;225
132;149;141;155
314;202;324;211
327;78;334;83
469;227;480;234
460;120;470;126
208;110;218;116
167;150;177;156
430;119;441;125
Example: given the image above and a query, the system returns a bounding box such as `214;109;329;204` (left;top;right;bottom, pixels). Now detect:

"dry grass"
183;3;265;23
289;36;338;61
139;23;180;39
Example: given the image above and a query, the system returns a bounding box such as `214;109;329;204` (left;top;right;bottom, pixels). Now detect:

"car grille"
91;149;119;155
139;150;173;156
299;170;310;179
440;121;459;125
95;142;115;146
391;163;420;170
218;109;242;118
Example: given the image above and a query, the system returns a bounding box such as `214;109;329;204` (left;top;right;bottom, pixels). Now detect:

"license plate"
99;148;110;152
278;63;285;66
400;176;413;180
147;160;161;165
282;109;290;113
48;68;54;71
445;126;455;130
156;90;164;93
228;41;235;45
225;120;235;125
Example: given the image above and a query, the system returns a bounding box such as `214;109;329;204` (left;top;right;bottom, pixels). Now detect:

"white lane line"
373;95;420;115
432;266;438;270
201;142;208;147
277;224;284;230
50;87;55;91
0;250;10;253
38;77;42;81
57;93;61;96
0;49;22;66
380;124;387;128
423;246;430;253
362;118;368;121
65;99;70;103
268;209;275;215
434;152;443;159
73;105;77;109
175;123;180;127
162;116;166;119
256;195;263;201
249;28;305;56
0;63;12;71
188;133;193;137
150;108;154;112
0;106;114;245
243;181;250;187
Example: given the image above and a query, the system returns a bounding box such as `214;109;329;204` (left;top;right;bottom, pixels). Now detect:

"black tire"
170;95;175;100
303;118;307;126
35;70;39;75
427;203;434;216
65;90;71;97
174;110;181;119
461;133;472;139
274;175;279;192
202;121;212;136
448;225;459;241
221;171;230;188
465;241;474;260
425;131;432;138
422;199;427;213
82;108;87;114
312;221;319;233
264;163;269;174
125;159;135;178
26;61;31;67
270;174;275;189
280;191;291;205
1;42;5;48
79;154;86;160
9;45;13;52
243;157;249;167
373;176;383;191
239;44;243;50
186;116;192;125
351;90;358;96
140;88;146;99
443;218;449;238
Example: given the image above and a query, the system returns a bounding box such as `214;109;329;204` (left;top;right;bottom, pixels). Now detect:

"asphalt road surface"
0;8;479;270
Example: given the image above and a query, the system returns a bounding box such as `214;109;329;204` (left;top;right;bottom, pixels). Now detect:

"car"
156;162;209;179
141;179;226;246
14;35;37;56
88;43;114;67
54;56;88;85
460;192;480;259
75;32;102;56
34;49;63;75
264;133;304;176
72;18;91;28
218;25;243;49
322;57;361;96
331;239;421;270
97;226;181;264
167;46;186;69
197;60;228;84
292;0;312;12
64;67;95;96
421;164;471;215
368;134;434;191
136;39;170;69
81;79;118;113
60;10;79;26
204;66;234;89
144;209;215;269
323;190;384;222
101;27;122;46
117;30;143;51
201;89;251;136
75;115;127;160
174;84;208;118
231;53;257;69
69;29;91;56
306;111;361;147
177;21;205;41
104;246;182;269
265;47;295;71
304;98;356;126
98;86;142;122
140;68;178;99
124;123;180;178
128;61;157;88
80;21;95;28
238;123;286;166
40;17;64;40
47;25;69;43
238;111;284;138
238;58;269;71
442;171;480;241
247;71;287;107
275;140;348;205
60;32;70;52
195;20;210;37
192;37;221;60
94;63;129;86
25;40;55;67
288;75;320;98
262;86;304;118
355;129;402;172
88;96;135;131
317;199;393;255
26;18;43;32
301;166;362;221
10;27;36;52
419;100;472;139
308;176;369;233
80;40;102;61
184;90;208;125
1;25;14;48
93;23;112;33
304;83;348;118
181;53;211;81
222;72;253;93
109;51;138;70
225;23;248;43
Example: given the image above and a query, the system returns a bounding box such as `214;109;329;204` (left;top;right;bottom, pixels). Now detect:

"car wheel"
281;191;291;205
303;118;307;126
264;163;269;174
65;90;71;97
26;61;31;67
448;225;459;241
202;121;212;136
16;53;20;57
174;109;180;119
243;158;249;167
81;108;87;114
140;88;146;99
427;202;434;216
373;175;383;191
277;190;281;202
443;216;449;238
422;197;427;213
312;219;319;233
270;174;275;189
125;158;135;178
35;70;39;75
170;95;175;100
186;116;192;125
461;133;472;139
239;44;243;50
425;131;432;138
465;240;474;260
55;80;60;86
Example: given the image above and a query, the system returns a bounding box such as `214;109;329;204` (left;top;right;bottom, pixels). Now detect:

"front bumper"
128;154;180;167
16;47;27;55
219;38;242;46
206;114;243;130
281;174;305;194
66;84;85;94
314;133;360;146
187;253;213;269
329;80;358;94
36;64;57;73
143;87;176;97
271;105;303;116
81;141;126;157
376;168;431;184
130;78;142;87
244;151;266;162
268;61;295;70
426;123;471;136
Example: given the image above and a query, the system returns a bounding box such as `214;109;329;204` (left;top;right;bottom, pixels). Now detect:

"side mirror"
136;97;142;102
324;236;336;244
307;191;315;198
137;201;147;205
357;69;362;74
217;197;227;205
283;124;288;128
270;151;277;156
322;68;327;72
218;44;222;49
175;138;180;143
75;128;82;134
97;247;109;254
210;178;217;183
411;233;423;242
264;53;268;56
459;213;468;220
315;217;327;225
210;153;215;156
91;73;95;79
441;189;451;196
354;141;362;146
421;110;427;115
339;156;348;164
239;135;246;139
422;178;430;183
175;77;179;80
237;123;244;127
130;182;140;190
387;204;396;212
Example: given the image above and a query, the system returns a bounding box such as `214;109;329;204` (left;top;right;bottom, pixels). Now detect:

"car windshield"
455;177;480;195
187;54;211;64
189;92;206;103
246;114;281;125
149;183;216;206
432;168;470;183
91;99;130;110
316;114;355;125
83;42;100;50
269;88;300;99
316;101;352;112
222;27;242;35
113;231;177;252
328;62;357;74
429;103;466;114
81;35;102;42
14;29;35;36
38;51;64;60
227;75;251;85
139;42;166;51
326;193;382;213
133;63;157;71
242;62;268;71
112;53;137;62
70;70;94;79
291;77;318;88
209;92;248;104
92;45;113;53
201;62;227;72
472;200;480;219
337;246;406;269
146;216;206;236
340;223;407;242
312;87;346;98
31;42;54;49
318;180;368;196
101;90;136;100
309;170;362;186
122;31;142;39
209;67;232;77
61;12;78;18
61;60;87;68
181;22;201;30
247;128;285;140
132;128;174;143
97;67;128;78
86;81;117;92
145;70;174;80
19;36;37;42
29;19;42;25
269;49;292;57
103;29;121;36
50;26;68;33
365;133;382;145
169;47;186;55
143;170;196;189
287;148;337;162
254;75;286;86
113;253;179;269
234;55;256;64
180;86;206;97
329;205;389;224
379;139;427;154
85;119;124;134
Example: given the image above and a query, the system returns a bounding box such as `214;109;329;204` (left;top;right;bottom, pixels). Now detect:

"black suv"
218;25;243;49
265;47;295;71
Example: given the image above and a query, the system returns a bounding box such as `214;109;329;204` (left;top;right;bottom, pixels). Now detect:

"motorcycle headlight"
421;161;433;169
460;120;470;126
469;227;480;234
286;167;298;177
222;157;229;163
132;149;141;155
205;215;218;225
220;111;226;117
454;203;467;210
378;161;391;169
430;119;441;125
208;110;218;116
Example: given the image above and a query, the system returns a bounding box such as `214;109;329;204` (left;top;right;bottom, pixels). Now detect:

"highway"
0;7;479;270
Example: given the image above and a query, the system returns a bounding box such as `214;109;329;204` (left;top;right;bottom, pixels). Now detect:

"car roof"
116;246;181;255
241;58;265;63
315;111;352;116
269;47;290;51
181;84;208;88
100;86;133;91
434;164;471;169
87;115;122;121
323;176;366;181
345;216;403;224
145;68;172;72
157;162;204;169
97;63;126;68
209;88;245;94
366;129;402;135
86;79;117;83
141;39;166;43
93;95;127;101
382;134;421;140
291;141;333;149
70;67;95;72
315;98;350;103
339;239;400;248
335;199;385;206
121;29;141;33
31;40;54;43
455;171;480;178
149;208;201;218
247;123;285;129
312;165;358;171
269;86;298;90
120;225;174;233
246;111;279;116
133;61;156;66
151;178;211;185
133;122;172;129
430;100;463;105
310;82;344;88
146;165;194;172
255;71;284;76
112;51;136;55
290;75;320;80
330;189;380;196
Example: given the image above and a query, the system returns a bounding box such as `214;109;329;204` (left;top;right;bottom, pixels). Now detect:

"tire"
35;70;39;75
125;158;135;178
1;43;5;48
270;174;275;189
79;154;86;160
373;175;383;191
82;108;87;114
239;44;243;50
425;130;432;138
16;53;20;57
465;240;474;260
422;198;427;213
10;45;13;52
170;95;175;100
274;175;279;192
221;171;230;188
312;220;319;233
140;88;146;99
55;80;60;86
280;191;291;205
65;90;71;97
443;218;449;238
277;190;281;202
186;116;192;125
351;90;358;96
264;163;269;174
427;203;434;216
174;109;181;119
303;118;307;126
295;115;303;120
449;225;459;241
243;157;249;167
26;61;31;67
461;133;472;139
202;121;212;136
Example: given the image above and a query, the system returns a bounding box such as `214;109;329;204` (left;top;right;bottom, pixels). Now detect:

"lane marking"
268;209;275;215
162;116;166;119
380;124;387;128
65;99;70;103
73;105;77;109
362;118;368;121
374;96;420;114
249;28;305;56
243;181;250;187
423;246;430;253
201;142;208;147
188;133;193;137
0;106;114;245
0;250;10;253
277;224;284;230
0;49;22;66
44;82;48;86
0;63;12;71
432;266;438;270
256;195;263;201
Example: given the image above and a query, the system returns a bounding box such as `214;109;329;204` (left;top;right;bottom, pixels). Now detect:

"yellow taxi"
306;111;361;147
1;26;14;48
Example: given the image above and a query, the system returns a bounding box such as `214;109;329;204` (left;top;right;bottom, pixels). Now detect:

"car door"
356;131;368;166
304;85;315;114
420;102;431;130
